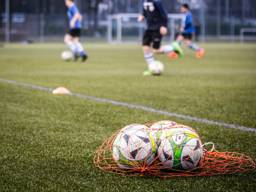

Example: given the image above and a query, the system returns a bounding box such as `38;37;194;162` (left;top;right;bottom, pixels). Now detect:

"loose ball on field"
149;61;164;76
112;124;157;169
61;50;73;61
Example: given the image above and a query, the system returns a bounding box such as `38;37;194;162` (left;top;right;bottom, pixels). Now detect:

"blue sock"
75;42;87;56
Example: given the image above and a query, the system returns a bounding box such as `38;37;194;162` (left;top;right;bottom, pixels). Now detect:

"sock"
75;42;87;56
188;43;200;51
162;45;174;54
66;41;77;54
144;52;155;67
176;40;182;46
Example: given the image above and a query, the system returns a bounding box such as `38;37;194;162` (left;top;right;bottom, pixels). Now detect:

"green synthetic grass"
0;43;256;192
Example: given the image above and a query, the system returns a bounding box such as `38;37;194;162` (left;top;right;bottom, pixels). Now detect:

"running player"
176;3;205;58
138;0;183;76
64;0;88;62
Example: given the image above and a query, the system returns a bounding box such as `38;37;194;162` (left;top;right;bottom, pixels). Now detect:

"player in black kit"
138;0;183;75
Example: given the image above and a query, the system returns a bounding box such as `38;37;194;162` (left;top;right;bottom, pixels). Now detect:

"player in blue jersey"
64;0;87;62
176;4;205;58
138;0;183;76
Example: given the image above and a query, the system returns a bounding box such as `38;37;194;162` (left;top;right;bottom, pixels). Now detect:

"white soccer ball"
61;51;73;61
149;61;164;75
157;125;204;170
112;124;157;169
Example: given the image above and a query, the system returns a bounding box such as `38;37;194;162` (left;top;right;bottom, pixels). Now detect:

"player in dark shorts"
138;0;183;76
176;4;205;58
64;0;87;62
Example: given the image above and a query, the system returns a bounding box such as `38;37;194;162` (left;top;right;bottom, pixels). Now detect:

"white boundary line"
0;78;255;133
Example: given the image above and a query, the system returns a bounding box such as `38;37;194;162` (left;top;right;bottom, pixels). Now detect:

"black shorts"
142;30;162;50
181;33;193;40
68;28;81;38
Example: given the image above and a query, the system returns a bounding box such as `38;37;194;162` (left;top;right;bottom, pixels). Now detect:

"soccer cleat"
143;70;152;76
172;42;184;58
81;54;88;62
167;51;179;59
196;48;205;59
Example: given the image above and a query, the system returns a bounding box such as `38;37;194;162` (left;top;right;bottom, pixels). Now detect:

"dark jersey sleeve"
154;0;168;27
142;7;146;17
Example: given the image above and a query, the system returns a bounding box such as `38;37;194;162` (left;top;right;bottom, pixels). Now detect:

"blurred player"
138;0;183;76
176;4;205;58
64;0;88;62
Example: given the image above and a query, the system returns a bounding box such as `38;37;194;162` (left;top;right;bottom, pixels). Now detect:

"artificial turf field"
0;43;256;192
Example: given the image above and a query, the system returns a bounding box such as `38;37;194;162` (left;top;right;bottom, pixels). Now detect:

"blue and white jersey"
143;0;168;30
67;4;81;29
182;11;195;34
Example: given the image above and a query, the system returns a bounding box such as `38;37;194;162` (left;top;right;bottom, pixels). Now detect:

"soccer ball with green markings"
112;124;157;169
157;125;204;170
149;120;178;145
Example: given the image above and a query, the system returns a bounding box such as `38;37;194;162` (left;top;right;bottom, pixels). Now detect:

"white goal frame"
240;28;256;43
107;13;185;43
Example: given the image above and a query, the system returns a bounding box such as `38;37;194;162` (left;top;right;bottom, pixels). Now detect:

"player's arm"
138;15;145;22
70;7;82;28
154;0;168;35
138;7;146;22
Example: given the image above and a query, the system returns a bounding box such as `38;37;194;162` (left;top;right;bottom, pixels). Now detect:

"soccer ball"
149;61;164;75
149;120;178;145
157;125;204;170
61;51;73;61
150;120;177;131
112;124;157;169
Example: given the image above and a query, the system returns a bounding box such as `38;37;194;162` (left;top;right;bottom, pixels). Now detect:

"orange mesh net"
94;127;256;178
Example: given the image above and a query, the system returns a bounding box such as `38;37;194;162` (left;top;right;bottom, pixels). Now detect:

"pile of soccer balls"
112;121;204;171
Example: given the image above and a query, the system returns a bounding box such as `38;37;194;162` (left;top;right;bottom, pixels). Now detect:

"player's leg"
142;30;156;76
170;34;185;57
64;33;78;56
143;45;156;76
71;29;88;62
152;30;177;58
185;37;205;58
155;45;179;59
176;34;184;45
154;44;179;59
73;37;88;62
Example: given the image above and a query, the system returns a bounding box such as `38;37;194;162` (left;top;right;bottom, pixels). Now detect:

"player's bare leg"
171;35;185;58
64;34;77;57
143;46;155;76
185;39;205;59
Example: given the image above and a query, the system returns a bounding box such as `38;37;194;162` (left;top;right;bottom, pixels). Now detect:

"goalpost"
240;28;256;43
107;13;185;43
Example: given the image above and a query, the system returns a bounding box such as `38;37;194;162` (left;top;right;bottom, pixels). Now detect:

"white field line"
0;78;255;133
